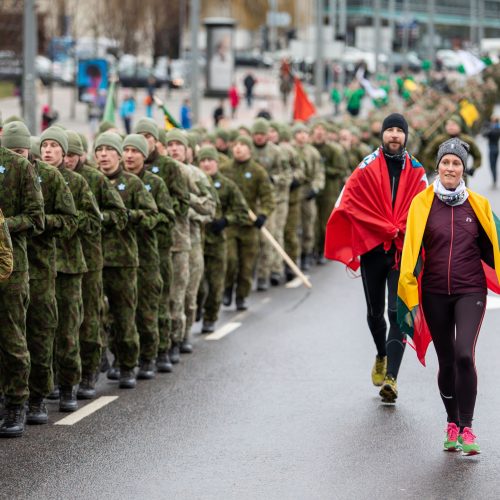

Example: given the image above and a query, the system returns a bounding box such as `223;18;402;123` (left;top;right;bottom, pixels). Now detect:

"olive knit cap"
251;118;270;135
94;132;123;155
40;126;68;154
166;129;188;148
234;135;253;149
292;122;309;135
3;115;25;126
447;114;463;128
78;132;89;153
279;124;292;141
198;146;219;162
158;128;167;146
122;134;149;158
1;121;31;149
66;130;84;156
436;138;469;168
134;117;159;140
215;128;230;142
30;136;41;158
98;120;116;135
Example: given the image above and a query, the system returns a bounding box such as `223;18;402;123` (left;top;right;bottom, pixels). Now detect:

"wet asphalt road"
2;137;500;500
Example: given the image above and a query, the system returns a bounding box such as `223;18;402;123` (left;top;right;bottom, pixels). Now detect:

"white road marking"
261;297;272;304
487;295;500;310
205;322;241;341
54;396;118;426
285;276;310;289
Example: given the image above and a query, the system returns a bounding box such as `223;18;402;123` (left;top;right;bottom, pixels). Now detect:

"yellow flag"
403;79;418;93
459;100;479;127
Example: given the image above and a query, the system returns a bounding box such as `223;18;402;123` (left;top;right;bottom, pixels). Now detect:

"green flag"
102;79;117;124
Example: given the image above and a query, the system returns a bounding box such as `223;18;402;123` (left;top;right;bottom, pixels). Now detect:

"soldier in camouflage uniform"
65;131;128;398
2;122;77;424
135;118;190;370
292;123;324;271
41;127;101;412
251;118;290;290
311;122;350;264
123;134;175;378
166;129;216;355
0;141;45;437
95;132;158;389
221;135;276;310
198;146;249;332
214;129;232;167
0;209;13;282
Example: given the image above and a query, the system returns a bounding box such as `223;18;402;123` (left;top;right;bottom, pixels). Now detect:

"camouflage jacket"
145;149;190;217
220;158;276;218
280;141;306;204
293;143;325;195
103;167;158;268
312;141;350;183
75;161;127;271
0;209;13;282
56;165;101;274
0;147;45;273
28;160;78;278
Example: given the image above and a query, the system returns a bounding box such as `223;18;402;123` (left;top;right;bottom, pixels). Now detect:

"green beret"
1;121;31;149
78;132;89;153
166;129;188;147
66;130;84;156
30;136;41;158
122;134;149;158
158;129;167;146
40;126;68;154
234;135;253;149
94;132;123;155
292;122;308;135
98;120;116;135
198;146;219;162
251;118;270;135
215;128;230;142
3;115;25;125
134;117;159;140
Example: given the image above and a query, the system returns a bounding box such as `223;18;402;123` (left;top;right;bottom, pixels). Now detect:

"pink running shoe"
443;422;460;452
459;427;481;456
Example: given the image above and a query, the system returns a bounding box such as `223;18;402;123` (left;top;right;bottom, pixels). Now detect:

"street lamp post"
314;0;324;106
23;0;37;134
190;0;200;125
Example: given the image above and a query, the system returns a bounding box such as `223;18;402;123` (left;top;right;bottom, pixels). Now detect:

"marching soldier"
0;209;13;282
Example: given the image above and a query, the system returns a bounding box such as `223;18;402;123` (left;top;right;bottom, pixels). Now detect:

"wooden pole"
248;209;313;289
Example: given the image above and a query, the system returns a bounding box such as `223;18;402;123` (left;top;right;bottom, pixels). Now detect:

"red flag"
293;77;316;121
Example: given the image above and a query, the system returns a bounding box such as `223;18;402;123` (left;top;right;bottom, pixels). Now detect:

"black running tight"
422;292;486;428
360;249;405;378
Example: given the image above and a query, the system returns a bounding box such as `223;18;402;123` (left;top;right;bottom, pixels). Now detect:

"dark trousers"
489;146;498;185
422;292;486;428
360;249;405;378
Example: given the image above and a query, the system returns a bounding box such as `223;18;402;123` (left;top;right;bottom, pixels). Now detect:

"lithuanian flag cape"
397;185;500;365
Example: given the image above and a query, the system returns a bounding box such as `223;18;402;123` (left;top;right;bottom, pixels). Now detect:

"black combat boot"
180;338;193;354
285;264;295;282
256;277;268;291
77;372;97;400
300;253;310;271
270;272;282;286
156;352;173;373
26;397;48;425
59;386;78;412
236;296;248;311
107;361;120;381
169;343;181;364
100;349;111;373
223;286;233;306
137;360;156;380
119;369;136;389
201;320;215;334
0;404;25;438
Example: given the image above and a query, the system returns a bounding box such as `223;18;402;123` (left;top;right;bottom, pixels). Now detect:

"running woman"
398;138;500;455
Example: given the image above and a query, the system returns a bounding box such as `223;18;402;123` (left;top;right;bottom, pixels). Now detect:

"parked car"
235;50;273;68
118;54;157;88
153;58;186;88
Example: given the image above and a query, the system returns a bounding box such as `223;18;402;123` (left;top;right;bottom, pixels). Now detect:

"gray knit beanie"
122;134;149;158
436;138;469;168
1;121;31;149
94;132;123;155
134;117;160;140
40;126;68;154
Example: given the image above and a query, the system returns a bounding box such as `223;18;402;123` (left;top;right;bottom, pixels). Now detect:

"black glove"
210;217;228;234
466;167;475;177
254;214;267;229
306;189;317;200
290;178;301;191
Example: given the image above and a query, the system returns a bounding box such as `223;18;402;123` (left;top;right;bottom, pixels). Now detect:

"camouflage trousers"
200;243;227;323
55;273;83;387
0;272;30;405
80;270;103;376
103;266;139;370
257;210;276;281
270;200;289;275
301;197;317;255
137;266;162;361
184;242;204;341
27;275;57;398
226;225;259;299
169;251;190;345
284;200;301;264
316;183;340;255
158;247;173;354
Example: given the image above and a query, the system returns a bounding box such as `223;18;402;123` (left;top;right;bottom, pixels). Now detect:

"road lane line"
205;322;241;341
487;295;500;310
261;297;272;303
54;396;118;426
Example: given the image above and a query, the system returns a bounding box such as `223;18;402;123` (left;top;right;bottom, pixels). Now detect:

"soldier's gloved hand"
466;167;475;176
306;189;317;200
254;214;267;229
290;178;301;190
210;217;228;234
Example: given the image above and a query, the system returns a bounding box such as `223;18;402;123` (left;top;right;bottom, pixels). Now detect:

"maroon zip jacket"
422;196;494;294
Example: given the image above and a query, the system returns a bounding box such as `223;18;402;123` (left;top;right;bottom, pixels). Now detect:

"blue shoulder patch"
410;155;423;168
357;149;379;170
